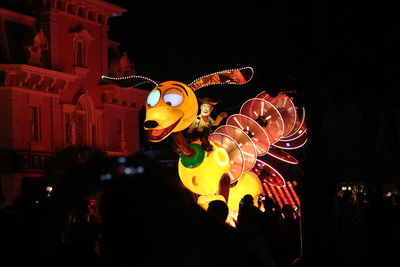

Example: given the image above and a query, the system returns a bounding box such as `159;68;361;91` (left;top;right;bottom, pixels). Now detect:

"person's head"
262;195;276;209
200;103;213;116
207;200;229;222
199;97;217;117
240;194;254;207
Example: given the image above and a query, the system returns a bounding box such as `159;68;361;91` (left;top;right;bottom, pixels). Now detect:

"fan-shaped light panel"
273;134;307;150
226;114;270;156
256;92;297;138
215;125;257;171
281;107;306;140
267;146;299;165
253;159;286;187
240;98;284;144
209;132;244;183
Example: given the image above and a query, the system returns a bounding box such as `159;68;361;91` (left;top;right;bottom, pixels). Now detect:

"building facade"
0;0;148;205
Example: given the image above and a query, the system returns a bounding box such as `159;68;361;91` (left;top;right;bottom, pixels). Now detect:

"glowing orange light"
287;181;300;207
276;186;290;205
269;184;284;209
282;184;296;207
262;182;274;199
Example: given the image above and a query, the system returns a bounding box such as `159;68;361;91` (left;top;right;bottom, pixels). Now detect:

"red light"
262;182;274;199
287;181;300;207
276;186;290;205
283;185;296;207
269;184;284;209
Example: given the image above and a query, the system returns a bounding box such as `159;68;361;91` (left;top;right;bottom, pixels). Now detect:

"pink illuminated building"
0;0;147;205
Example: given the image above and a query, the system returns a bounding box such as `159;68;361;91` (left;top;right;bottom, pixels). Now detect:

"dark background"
106;1;400;265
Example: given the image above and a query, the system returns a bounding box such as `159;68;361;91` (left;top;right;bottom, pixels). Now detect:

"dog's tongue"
150;129;164;137
146;118;181;141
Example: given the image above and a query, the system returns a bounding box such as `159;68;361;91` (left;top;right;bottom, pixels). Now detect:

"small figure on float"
186;97;227;151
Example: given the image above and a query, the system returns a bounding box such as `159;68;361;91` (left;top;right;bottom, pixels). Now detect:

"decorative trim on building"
100;84;147;109
0;64;77;93
38;0;126;25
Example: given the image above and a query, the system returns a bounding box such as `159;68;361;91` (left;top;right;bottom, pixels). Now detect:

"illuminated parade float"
103;66;308;223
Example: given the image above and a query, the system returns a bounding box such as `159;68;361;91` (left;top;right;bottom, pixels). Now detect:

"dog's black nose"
144;120;159;128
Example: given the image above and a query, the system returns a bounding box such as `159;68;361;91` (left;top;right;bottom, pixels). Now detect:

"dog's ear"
188;67;254;91
101;75;158;88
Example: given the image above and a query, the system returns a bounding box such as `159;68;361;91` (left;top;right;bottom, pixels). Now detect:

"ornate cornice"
99;84;147;109
34;0;126;25
0;64;77;93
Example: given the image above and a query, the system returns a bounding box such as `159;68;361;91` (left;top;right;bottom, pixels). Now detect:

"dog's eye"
163;88;183;107
147;89;161;107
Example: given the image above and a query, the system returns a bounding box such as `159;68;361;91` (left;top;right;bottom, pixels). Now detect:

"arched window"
70;28;94;68
65;93;96;146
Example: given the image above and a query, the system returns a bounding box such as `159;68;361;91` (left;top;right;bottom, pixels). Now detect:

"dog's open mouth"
146;118;181;141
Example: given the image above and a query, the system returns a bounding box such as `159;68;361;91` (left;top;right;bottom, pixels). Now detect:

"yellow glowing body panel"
178;141;231;195
227;171;263;211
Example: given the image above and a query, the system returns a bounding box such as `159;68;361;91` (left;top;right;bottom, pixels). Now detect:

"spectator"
274;204;301;267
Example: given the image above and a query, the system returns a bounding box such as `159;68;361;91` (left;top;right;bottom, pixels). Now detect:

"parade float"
102;67;307;222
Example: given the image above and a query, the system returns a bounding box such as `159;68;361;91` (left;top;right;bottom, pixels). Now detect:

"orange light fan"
274;107;307;150
252;159;286;187
280;107;307;141
226;114;270;156
267;146;299;165
208;132;244;183
240;98;284;144
214;125;257;171
256;92;297;138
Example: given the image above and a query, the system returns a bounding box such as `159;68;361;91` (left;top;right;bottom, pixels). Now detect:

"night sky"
106;1;400;185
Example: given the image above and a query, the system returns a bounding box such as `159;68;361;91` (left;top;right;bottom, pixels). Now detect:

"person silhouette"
207;200;229;223
274;204;301;267
235;194;275;266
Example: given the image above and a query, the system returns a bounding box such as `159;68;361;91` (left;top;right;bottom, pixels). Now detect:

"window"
91;125;96;146
75;40;86;67
116;119;122;144
65;113;72;145
71;28;93;68
30;106;41;142
78;7;84;18
76;113;86;145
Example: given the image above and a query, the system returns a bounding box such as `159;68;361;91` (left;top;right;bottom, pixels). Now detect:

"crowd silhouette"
333;185;400;267
1;149;398;266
